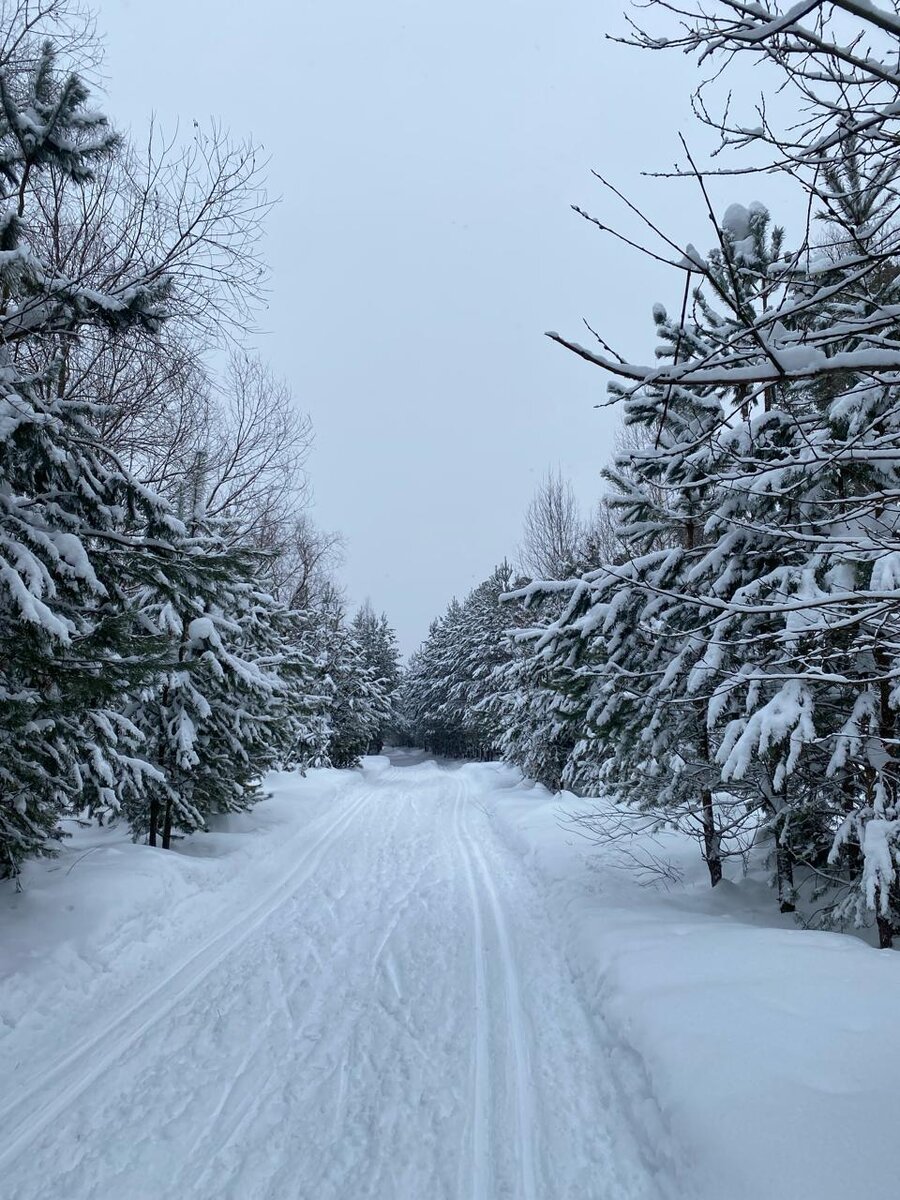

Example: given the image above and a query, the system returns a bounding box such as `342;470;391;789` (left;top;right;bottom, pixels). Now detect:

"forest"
1;0;899;970
3;0;900;952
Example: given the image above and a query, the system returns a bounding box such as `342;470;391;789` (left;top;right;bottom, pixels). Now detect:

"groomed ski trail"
454;778;536;1200
0;781;375;1173
1;757;684;1200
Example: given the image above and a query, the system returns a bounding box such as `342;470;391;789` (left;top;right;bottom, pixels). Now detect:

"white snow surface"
1;753;897;1199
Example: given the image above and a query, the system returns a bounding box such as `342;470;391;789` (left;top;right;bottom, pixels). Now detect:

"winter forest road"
1;756;677;1200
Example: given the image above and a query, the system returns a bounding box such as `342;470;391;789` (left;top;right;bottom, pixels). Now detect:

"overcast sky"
95;1;758;654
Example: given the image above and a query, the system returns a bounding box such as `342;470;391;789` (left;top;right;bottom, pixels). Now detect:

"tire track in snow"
0;782;374;1173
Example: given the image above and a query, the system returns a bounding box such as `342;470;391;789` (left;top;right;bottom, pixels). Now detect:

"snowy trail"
454;779;537;1200
1;759;677;1200
0;783;374;1172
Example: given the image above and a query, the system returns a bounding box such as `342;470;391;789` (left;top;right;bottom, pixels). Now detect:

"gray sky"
96;1;734;654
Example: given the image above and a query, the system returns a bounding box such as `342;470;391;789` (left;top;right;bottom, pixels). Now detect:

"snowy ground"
1;755;898;1199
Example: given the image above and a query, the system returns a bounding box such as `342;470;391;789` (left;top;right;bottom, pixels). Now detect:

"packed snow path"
1;757;677;1200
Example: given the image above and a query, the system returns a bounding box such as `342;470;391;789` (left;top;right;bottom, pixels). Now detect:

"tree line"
402;1;900;948
0;1;400;878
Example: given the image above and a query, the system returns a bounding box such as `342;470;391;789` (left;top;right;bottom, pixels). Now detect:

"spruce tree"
350;601;401;752
308;591;392;768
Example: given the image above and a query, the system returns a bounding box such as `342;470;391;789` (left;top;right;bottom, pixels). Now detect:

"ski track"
1;759;680;1200
453;785;492;1200
0;782;375;1173
456;776;538;1200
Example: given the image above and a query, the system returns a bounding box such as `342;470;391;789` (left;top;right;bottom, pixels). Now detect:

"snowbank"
477;761;900;1200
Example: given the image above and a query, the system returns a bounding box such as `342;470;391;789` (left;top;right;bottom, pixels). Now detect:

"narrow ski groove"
454;783;493;1200
458;778;539;1200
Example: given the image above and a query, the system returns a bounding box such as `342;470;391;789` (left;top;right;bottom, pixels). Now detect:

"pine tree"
536;144;900;939
0;39;178;875
124;468;285;847
512;203;799;888
401;565;522;761
351;601;401;752
449;562;519;759
269;606;333;772
308;591;392;768
400;601;468;756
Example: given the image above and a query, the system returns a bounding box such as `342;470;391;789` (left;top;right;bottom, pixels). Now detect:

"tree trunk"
762;773;795;914
701;788;722;887
776;840;796;913
697;719;722;886
148;796;159;848
875;645;896;946
161;796;174;851
877;914;894;950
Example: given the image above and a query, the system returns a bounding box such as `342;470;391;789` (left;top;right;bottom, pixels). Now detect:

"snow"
721;200;768;247
2;754;898;1199
722;203;751;240
188;615;218;643
483;765;900;1200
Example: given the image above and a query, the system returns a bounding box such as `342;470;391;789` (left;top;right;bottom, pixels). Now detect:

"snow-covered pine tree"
401;565;523;761
448;562;519;759
269;605;332;772
642;155;900;934
350;601;401;752
548;108;900;939
0;37;183;875
727;143;900;940
124;463;286;847
611;202;796;895
400;600;467;756
516;203;801;889
308;589;392;769
489;622;584;793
